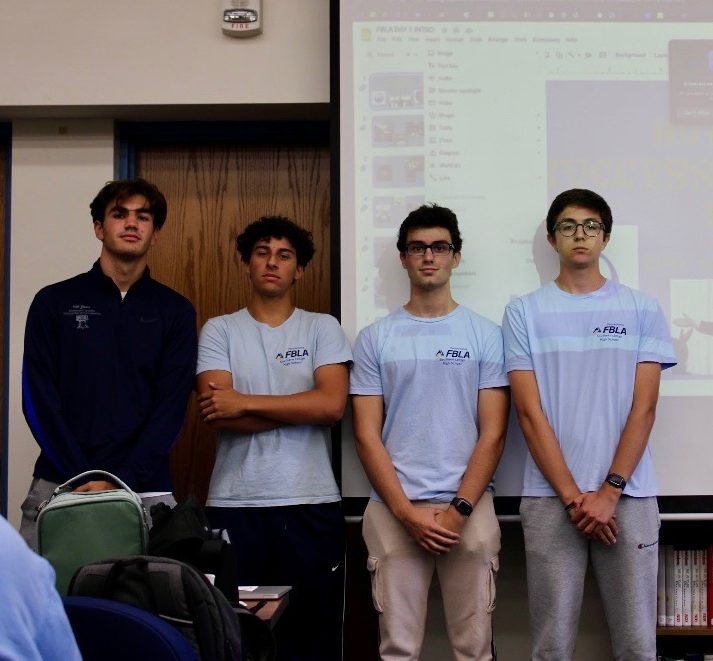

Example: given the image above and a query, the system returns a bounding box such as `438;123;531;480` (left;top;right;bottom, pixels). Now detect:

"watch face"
452;498;473;516
606;474;626;489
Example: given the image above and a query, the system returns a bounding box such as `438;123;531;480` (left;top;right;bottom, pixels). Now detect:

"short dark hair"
236;216;315;267
545;189;613;237
396;203;462;253
90;178;168;229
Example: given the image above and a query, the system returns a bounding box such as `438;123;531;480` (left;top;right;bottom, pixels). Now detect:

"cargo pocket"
485;555;499;613
366;556;384;613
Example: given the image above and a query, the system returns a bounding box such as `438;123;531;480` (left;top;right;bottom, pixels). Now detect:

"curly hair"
236;216;315;267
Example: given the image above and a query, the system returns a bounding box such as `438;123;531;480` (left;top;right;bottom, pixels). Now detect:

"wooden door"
137;142;331;501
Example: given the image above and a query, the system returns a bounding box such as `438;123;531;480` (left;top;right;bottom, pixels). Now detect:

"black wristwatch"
604;473;627;490
450;497;474;517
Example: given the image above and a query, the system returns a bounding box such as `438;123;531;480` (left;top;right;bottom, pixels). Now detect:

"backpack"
148;495;239;603
37;470;148;595
69;555;243;661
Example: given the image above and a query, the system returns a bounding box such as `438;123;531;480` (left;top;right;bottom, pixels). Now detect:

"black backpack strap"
234;606;276;661
147;556;242;661
101;556;162;614
198;538;239;603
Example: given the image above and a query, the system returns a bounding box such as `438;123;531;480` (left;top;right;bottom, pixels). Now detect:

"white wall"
0;1;329;106
8;120;115;526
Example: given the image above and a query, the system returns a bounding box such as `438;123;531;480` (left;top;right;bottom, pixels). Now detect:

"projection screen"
338;0;713;504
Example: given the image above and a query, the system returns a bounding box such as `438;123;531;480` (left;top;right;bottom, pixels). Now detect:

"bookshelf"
656;520;713;659
657;627;712;636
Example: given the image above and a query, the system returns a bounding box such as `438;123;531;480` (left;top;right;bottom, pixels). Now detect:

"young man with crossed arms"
196;216;352;661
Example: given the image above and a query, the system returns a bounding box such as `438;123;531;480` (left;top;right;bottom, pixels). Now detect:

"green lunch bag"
37;470;149;594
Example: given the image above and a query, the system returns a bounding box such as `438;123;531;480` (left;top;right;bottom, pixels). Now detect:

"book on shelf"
692;549;701;627
658;545;667;626
682;549;692;627
665;544;675;627
706;544;713;627
674;548;683;627
701;547;708;627
659;545;710;630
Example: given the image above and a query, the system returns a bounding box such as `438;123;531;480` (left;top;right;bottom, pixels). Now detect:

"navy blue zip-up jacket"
22;261;197;492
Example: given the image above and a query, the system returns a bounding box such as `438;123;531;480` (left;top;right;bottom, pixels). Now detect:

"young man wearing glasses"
350;204;509;661
502;189;676;660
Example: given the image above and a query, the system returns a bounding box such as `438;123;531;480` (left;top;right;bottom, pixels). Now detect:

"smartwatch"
450;497;474;517
604;473;626;490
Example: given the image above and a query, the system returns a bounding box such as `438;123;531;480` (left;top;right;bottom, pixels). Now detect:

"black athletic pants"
207;502;346;661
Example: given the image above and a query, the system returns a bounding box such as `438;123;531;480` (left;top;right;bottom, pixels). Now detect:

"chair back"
63;595;199;660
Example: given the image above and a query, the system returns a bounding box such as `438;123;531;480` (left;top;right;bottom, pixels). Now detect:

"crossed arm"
351;386;509;555
196;362;349;432
509;361;662;544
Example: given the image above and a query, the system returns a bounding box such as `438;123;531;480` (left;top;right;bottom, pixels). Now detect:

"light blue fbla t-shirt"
502;280;677;497
197;308;353;507
350;305;508;502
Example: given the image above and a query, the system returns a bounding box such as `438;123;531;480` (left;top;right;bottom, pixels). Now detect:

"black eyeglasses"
554;220;606;237
405;241;455;256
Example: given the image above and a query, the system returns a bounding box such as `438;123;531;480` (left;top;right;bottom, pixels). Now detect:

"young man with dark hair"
89;178;169;230
196;215;352;661
503;188;676;660
20;178;197;549
350;204;509;661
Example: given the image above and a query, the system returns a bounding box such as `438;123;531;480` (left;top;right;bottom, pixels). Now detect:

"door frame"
0;122;12;515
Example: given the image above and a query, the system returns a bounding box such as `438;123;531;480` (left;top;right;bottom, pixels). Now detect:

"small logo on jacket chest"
64;304;101;330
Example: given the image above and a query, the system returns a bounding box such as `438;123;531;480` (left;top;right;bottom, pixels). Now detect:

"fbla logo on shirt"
276;347;309;366
592;323;627;343
437;347;471;366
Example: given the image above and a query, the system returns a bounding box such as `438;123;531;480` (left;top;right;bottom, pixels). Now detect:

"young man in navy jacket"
20;178;197;549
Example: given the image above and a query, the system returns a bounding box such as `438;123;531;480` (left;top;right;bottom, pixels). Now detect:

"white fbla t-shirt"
502;280;677;498
350;305;509;502
197;308;353;507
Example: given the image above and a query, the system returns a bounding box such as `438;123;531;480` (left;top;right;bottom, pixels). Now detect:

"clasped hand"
402;506;462;556
198;381;247;422
567;490;619;545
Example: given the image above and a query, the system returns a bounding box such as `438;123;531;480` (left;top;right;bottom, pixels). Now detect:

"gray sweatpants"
520;496;659;661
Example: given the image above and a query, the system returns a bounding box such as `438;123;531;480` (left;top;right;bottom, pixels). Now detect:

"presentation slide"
338;0;713;500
